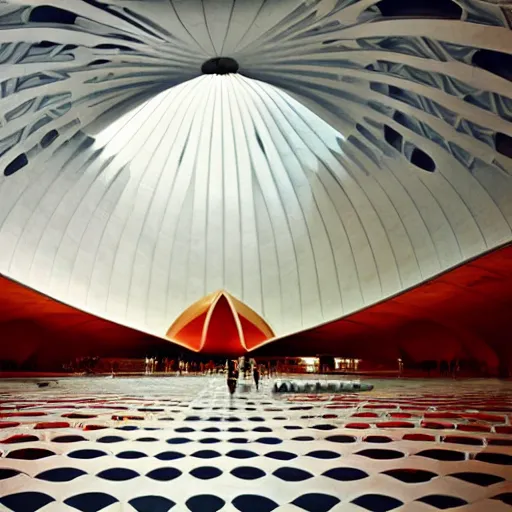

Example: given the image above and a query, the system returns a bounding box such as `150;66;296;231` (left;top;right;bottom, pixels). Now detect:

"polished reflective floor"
0;377;511;511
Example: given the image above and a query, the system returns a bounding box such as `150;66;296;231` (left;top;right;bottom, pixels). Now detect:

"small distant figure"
227;359;238;395
253;365;260;390
397;358;404;377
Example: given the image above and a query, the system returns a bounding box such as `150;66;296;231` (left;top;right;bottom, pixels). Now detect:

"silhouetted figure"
227;359;238;395
253;366;260;390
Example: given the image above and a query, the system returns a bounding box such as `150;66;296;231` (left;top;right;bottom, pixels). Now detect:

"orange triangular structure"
166;291;274;356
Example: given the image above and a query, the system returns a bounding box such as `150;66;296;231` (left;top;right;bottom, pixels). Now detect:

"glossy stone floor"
0;377;511;512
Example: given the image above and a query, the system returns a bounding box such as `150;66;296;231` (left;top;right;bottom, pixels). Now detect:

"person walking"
253;365;260;390
227;359;238;395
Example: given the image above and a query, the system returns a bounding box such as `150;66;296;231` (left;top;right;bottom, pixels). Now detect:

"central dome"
202;57;239;75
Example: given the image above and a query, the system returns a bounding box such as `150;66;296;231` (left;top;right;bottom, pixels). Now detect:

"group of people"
227;357;264;394
144;358;222;375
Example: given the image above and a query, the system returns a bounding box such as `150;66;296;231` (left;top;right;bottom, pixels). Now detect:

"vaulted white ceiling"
0;0;511;339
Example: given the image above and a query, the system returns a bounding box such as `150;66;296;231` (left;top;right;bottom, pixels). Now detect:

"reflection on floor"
0;377;511;511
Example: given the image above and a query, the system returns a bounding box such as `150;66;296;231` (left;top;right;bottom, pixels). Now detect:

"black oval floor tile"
307;450;340;459
64;492;118;512
229;438;248;444
228;427;246;433
147;467;182;481
449;472;504;486
191;450;221;459
186;494;225;512
227;450;258;459
97;468;139;481
156;451;185;461
185;416;202;421
364;436;392;444
488;438;512;446
166;437;192;444
382;469;437;483
253;427;272;432
117;426;139;431
492;493;512;506
226;417;241;422
117;450;147;459
356;449;404;460
1;435;39;444
312;424;337;431
256;437;282;445
265;450;297;461
292;493;340;512
6;448;55;460
137;437;158;442
475;452;512;465
416;495;468;509
323;467;368;481
443;435;483;446
353;494;403;511
52;435;87;443
190;466;222;480
284;425;303;430
36;467;86;482
0;469;21;480
200;437;221;444
68;449;107;459
292;436;315;441
0;492;54;512
129;496;175;512
231;467;266;480
97;436;125;444
417;449;465;462
273;467;313;482
326;435;356;443
232;494;278;512
202;427;221;433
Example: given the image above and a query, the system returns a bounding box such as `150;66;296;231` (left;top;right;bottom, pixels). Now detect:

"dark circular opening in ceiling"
202;57;239;75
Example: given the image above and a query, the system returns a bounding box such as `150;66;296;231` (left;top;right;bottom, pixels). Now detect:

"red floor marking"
462;413;506;422
424;412;460;419
0;421;20;429
494;426;512;434
0;411;46;417
376;421;415;428
403;433;436;442
0;434;38;444
34;422;70;429
420;421;455;430
352;412;379;418
456;424;491;433
345;423;371;429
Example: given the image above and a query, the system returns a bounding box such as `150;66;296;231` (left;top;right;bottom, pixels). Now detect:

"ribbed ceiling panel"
0;0;510;339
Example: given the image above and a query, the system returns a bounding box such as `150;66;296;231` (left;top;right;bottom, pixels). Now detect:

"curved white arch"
0;0;510;340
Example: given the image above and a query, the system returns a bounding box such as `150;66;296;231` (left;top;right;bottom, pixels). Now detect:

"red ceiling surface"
0;278;173;369
0;243;511;371
254;243;512;373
